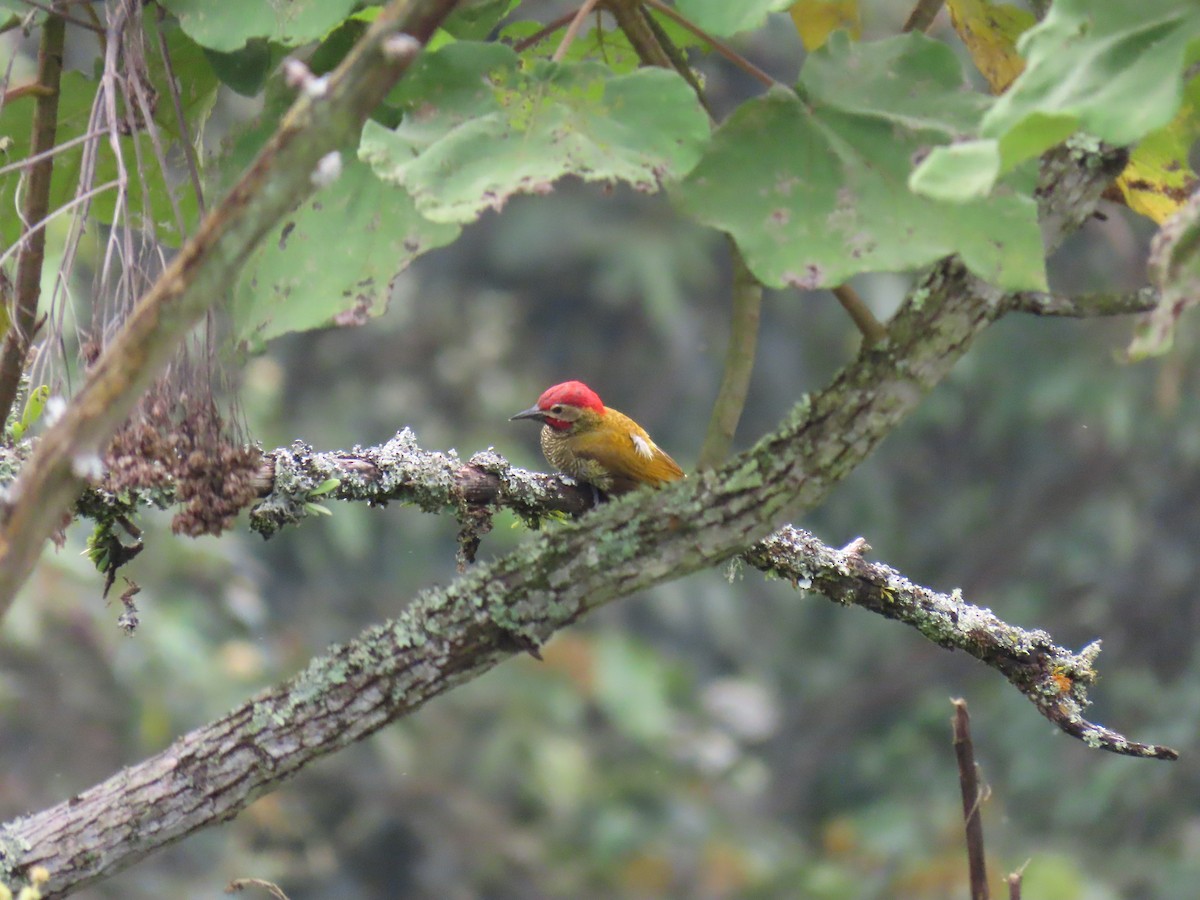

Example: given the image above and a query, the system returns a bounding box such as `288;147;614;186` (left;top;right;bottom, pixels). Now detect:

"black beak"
510;406;546;423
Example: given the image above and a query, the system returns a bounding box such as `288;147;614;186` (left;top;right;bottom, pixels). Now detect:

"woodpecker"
511;381;684;497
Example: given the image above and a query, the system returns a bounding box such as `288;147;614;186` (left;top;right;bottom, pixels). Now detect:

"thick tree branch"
255;437;1178;758
0;0;464;617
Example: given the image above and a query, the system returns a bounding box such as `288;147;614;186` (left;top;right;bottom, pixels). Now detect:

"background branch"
698;242;762;468
0;13;64;427
952;699;991;900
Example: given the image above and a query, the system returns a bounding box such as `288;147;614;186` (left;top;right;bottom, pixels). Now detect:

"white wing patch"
631;434;656;459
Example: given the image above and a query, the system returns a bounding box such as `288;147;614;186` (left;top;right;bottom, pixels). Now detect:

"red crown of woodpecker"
537;381;604;413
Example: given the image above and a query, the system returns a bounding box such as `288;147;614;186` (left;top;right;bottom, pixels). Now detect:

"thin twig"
1007;871;1022;900
902;0;945;33
128;51;187;237
227;878;291;900
832;283;888;346
698;240;761;468
2;81;55;103
17;0;104;33
511;9;579;53
952;699;990;900
0;12;66;429
1006;287;1159;317
152;5;205;214
0;180;121;271
552;0;602;63
640;0;776;88
0;127;107;179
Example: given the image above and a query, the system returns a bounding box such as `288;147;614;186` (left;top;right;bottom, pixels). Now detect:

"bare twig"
17;0;104;34
227;878;291;900
0;179;121;271
640;0;776;88
128;43;187;236
832;283;888;345
1006;287;1159;317
745;527;1177;760
1007;870;1023;900
1;81;55;103
902;0;945;33
552;0;602;62
151;5;205;214
698;241;761;468
511;9;579;53
0;127;107;179
952;699;990;900
0;12;65;428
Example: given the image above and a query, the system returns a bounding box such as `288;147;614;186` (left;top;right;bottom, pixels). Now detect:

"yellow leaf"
1116;92;1200;224
790;0;861;50
946;0;1034;94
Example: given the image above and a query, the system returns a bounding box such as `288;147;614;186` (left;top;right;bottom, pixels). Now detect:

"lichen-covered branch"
743;527;1177;760
254;438;1177;758
0;0;464;619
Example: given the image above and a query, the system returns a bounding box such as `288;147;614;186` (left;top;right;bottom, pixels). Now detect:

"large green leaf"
230;154;460;349
360;42;710;224
160;0;357;52
215;81;458;348
914;0;1200;200
673;33;1044;290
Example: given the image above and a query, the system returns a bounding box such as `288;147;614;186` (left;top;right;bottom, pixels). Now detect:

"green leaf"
443;0;520;40
920;0;1200;196
9;384;48;441
230;153;459;348
673;33;1045;290
674;0;793;37
908;140;1001;201
203;40;276;97
361;42;710;224
146;13;221;144
986;0;1200;146
160;0;357;52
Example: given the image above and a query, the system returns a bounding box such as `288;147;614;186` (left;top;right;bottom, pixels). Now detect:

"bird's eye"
551;405;563;414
